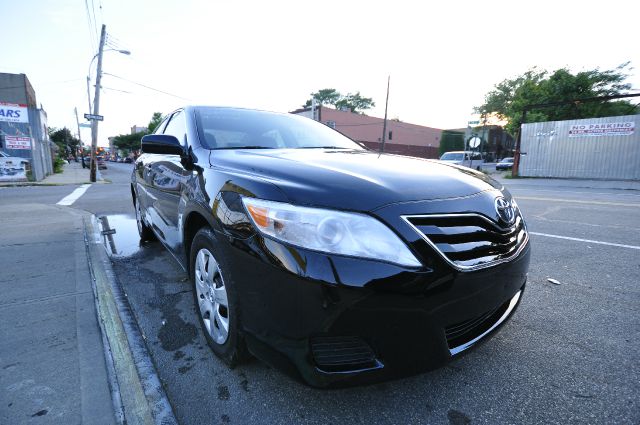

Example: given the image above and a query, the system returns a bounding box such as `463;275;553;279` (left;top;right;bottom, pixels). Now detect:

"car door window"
154;116;170;134
164;110;187;145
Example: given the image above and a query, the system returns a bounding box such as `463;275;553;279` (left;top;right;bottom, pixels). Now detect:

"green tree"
303;88;342;108
439;130;465;156
147;112;163;133
476;63;639;135
334;92;376;113
112;132;145;152
49;127;80;157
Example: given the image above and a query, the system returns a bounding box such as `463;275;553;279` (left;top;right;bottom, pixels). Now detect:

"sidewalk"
0;200;176;424
0;161;103;186
493;174;640;191
0;204;117;424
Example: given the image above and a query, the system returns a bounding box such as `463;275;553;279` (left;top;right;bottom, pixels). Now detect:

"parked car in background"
132;106;530;388
439;151;485;170
97;157;107;170
496;157;515;171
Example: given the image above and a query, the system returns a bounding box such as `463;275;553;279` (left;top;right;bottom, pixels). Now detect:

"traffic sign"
468;136;481;148
79;123;92;128
84;113;104;121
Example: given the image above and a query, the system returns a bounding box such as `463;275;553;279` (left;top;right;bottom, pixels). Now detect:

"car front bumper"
221;228;530;387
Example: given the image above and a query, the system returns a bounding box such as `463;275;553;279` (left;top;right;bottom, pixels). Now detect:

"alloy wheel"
194;248;230;345
135;201;143;235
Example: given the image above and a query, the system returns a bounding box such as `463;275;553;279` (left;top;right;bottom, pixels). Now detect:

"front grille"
445;302;508;349
445;290;522;355
310;336;379;373
403;213;527;270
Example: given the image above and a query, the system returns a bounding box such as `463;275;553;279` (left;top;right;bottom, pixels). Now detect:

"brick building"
291;106;442;159
0;73;53;181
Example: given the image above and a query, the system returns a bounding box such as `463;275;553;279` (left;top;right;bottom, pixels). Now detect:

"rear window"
440;152;464;161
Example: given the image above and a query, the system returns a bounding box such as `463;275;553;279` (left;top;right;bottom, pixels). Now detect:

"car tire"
134;195;156;241
190;227;246;367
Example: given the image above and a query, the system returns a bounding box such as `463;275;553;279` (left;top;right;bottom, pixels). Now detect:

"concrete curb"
84;216;177;425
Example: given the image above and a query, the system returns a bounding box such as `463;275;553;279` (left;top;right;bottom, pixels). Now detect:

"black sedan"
131;106;530;387
496;157;514;171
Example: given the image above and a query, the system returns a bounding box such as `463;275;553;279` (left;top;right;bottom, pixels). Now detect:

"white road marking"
57;184;91;206
529;231;640;250
510;188;640;198
516;196;639;208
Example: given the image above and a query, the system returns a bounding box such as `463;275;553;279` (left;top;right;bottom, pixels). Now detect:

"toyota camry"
131;106;530;387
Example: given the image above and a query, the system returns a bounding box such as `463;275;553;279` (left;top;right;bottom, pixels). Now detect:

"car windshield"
500;157;514;163
195;107;363;150
440;152;464;161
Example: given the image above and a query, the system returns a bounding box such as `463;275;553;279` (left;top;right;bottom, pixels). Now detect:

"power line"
98;0;104;25
90;0;99;37
84;0;98;52
102;73;192;101
102;86;132;94
105;34;123;49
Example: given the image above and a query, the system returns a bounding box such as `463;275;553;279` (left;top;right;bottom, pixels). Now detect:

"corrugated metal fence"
520;114;640;180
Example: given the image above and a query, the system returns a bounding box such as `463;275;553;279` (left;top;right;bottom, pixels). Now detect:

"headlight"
242;198;421;267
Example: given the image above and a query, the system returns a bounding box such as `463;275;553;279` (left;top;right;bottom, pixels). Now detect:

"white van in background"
439;151;485;171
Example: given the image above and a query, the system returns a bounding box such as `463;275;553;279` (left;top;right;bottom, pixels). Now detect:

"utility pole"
74;108;86;168
90;24;106;182
311;98;317;121
380;75;390;153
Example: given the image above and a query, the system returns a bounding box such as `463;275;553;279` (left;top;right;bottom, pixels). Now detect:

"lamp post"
87;24;130;182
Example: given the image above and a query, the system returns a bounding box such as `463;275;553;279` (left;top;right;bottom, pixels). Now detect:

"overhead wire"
90;0;99;34
84;0;98;53
102;73;192;101
102;87;132;94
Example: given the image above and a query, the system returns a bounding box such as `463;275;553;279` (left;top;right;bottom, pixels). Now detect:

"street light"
86;24;131;182
86;49;130;112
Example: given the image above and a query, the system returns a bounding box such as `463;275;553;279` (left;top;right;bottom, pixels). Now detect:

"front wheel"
135;196;155;241
190;227;246;367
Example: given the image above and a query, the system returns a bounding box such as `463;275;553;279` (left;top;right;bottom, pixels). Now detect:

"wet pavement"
4;156;636;424
96;182;640;425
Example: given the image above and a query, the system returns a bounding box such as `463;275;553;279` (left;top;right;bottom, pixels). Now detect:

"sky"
1;0;639;146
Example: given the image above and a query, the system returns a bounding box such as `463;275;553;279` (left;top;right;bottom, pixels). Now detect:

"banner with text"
0;102;29;123
568;121;635;137
4;136;32;150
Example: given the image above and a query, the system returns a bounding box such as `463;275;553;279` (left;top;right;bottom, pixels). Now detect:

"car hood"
209;149;502;211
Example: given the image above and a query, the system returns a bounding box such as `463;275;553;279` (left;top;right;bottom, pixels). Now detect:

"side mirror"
141;134;184;155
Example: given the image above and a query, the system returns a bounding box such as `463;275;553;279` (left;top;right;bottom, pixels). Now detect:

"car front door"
146;109;190;250
135;116;169;229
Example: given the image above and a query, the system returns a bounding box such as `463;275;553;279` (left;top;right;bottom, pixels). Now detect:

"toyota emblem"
495;197;516;225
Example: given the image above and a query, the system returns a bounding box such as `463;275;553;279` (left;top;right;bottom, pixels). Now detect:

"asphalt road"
4;162;637;424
